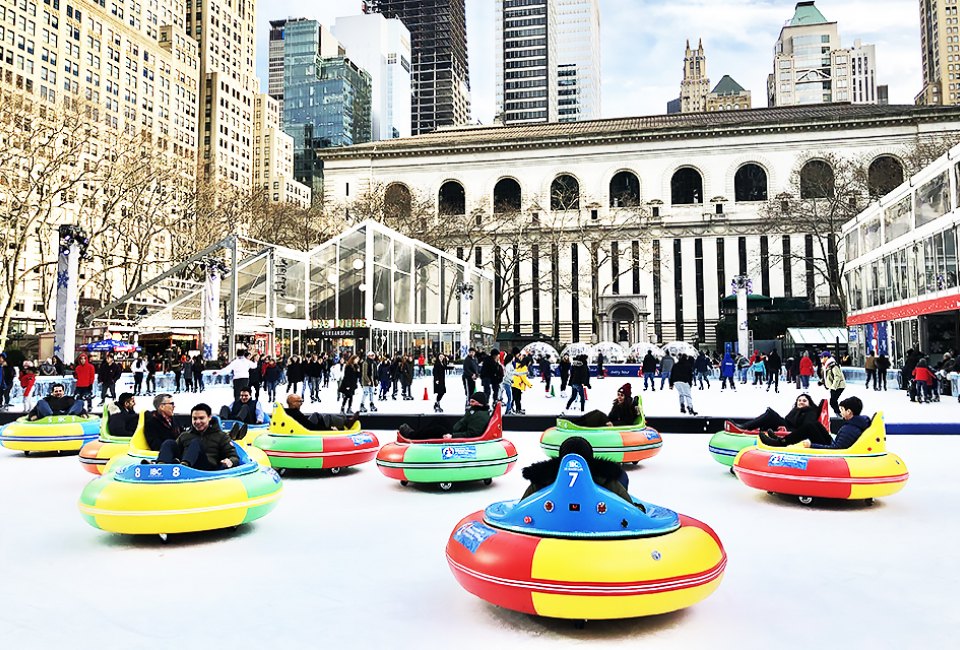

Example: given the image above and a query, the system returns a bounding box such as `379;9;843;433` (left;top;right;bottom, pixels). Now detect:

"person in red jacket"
798;351;815;390
19;362;37;412
73;354;96;411
911;359;936;403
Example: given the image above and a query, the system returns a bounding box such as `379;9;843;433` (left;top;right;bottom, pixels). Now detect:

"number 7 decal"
568;471;578;487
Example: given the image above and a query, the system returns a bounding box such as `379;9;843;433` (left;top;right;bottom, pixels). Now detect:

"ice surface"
1;375;958;648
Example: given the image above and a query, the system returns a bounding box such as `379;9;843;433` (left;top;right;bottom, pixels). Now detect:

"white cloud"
254;0;923;123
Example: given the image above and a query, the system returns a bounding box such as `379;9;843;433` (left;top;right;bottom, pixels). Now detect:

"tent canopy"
786;328;847;347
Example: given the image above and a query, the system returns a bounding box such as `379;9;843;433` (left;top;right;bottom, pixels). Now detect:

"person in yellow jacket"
511;357;534;415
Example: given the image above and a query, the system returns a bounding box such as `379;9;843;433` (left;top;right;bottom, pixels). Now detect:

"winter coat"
462;355;480;379
175;420;240;468
783;404;822;432
660;355;675;376
750;360;766;375
823;359;846;390
736;355;751;370
361;358;377;386
569;358;590;387
451;407;491;438
913;366;936;385
521;455;632;503
107;407;139;437
694;353;710;373
864;356;877;371
799;356;815;377
377;361;392;383
811;415;871;450
144;410;181;451
480;356;503;383
305;360;323;378
263;362;281;383
433;359;449;395
641;353;658;373
73;361;95;388
559;359;571;380
607;399;638;426
766;352;782;374
19;369;37;396
512;364;533;391
720;354;735;378
538;357;552;378
401;360;414;385
340;364;360;396
32;395;77;417
669;358;694;386
287;361;305;383
876;355;891;372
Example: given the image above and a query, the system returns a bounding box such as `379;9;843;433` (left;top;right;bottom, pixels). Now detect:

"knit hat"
469;391;488;407
558;436;594;462
820;351;832;358
618;383;632;399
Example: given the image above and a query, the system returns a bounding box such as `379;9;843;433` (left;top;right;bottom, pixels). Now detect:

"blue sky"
255;0;922;122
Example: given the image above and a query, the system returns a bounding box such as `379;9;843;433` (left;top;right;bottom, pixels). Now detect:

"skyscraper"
186;0;259;190
363;0;471;134
269;20;288;102
680;39;710;114
282;19;372;197
555;0;601;122
495;0;600;125
917;0;955;105
767;1;879;107
333;14;413;140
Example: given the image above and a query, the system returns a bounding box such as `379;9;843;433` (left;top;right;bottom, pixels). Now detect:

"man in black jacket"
480;348;503;402
97;354;123;406
155;403;239;470
107;393;139;437
765;350;782;393
283;395;356;430
29;383;86;419
144;393;181;450
669;354;697;415
462;348;480;405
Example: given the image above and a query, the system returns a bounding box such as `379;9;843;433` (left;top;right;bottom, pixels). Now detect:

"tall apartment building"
253;93;311;207
556;0;599;122
494;0;600;125
495;0;557;124
281;18;371;197
767;1;879;107
363;0;471;135
916;0;960;105
185;0;258;189
268;19;286;102
333;13;412;140
0;0;201;334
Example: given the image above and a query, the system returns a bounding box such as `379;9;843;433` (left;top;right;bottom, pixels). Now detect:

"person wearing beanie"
565;383;637;427
398;391;491;440
821;352;846;417
520;436;635;504
802;396;869;450
106;392;139;437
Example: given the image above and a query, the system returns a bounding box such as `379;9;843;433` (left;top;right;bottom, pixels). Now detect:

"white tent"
662;341;700;358
520;342;560;361
592;341;628;363
560;342;592;359
629;342;664;359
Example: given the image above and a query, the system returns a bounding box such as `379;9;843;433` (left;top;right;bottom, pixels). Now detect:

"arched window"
734;164;768;202
868;156;904;197
670;167;703;205
550;174;580;210
799;160;835;199
438;180;465;215
609;171;641;207
493;177;522;213
384;183;412;220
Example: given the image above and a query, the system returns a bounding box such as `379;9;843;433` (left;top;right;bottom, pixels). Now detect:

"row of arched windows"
385;156;906;217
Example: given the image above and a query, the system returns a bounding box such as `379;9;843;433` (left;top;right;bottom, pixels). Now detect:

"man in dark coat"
29;383;85;419
399;392;491;440
218;388;265;424
641;351;658;390
462;348;480;405
107;393;139;437
155;403;239;469
765;350;782;393
144;393;181;450
480;349;503;402
802;396;870;450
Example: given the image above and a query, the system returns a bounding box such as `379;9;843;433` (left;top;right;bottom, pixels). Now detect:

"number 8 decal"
172;466;180;478
568;471;578;487
135;467;141;478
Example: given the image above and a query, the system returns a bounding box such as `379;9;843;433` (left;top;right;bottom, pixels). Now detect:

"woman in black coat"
432;354;450;413
339;355;361;413
739;393;831;446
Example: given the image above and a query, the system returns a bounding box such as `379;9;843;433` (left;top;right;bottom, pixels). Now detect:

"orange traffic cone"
423;387;429;400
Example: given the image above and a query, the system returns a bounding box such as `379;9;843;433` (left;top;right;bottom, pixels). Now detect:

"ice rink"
1;375;958;648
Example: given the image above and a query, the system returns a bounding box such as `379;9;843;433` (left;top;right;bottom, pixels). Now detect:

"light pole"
731;275;752;357
457;280;474;359
199;256;228;361
54;225;89;363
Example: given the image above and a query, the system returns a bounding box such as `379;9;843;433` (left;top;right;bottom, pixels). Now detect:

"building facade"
253;93;311;207
843;142;960;365
916;0;956;105
333;13;412;140
364;0;471;135
668;42;751;114
320;104;960;349
0;0;201;336
768;1;879;107
281;18;371;198
268;19;286;102
704;76;752;112
555;0;600;122
186;0;258;189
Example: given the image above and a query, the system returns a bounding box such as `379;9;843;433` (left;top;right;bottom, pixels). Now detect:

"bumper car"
78;442;283;540
0;413;100;454
732;412;908;505
79;408;143;475
541;397;662;464
709;400;829;470
446;452;726;620
377;403;517;491
252;405;379;474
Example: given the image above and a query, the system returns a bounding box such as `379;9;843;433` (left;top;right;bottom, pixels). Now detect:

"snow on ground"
126;371;959;424
0;397;957;647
